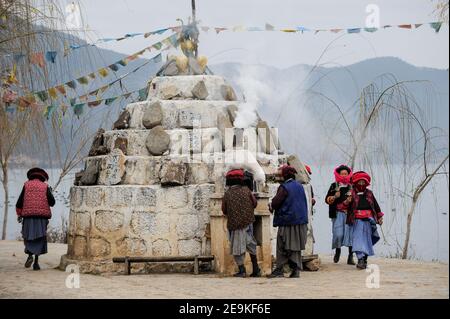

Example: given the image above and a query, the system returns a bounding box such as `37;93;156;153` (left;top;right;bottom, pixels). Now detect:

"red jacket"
347;188;383;225
16;180;53;218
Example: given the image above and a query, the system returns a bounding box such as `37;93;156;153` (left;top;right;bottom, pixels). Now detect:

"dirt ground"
0;240;448;299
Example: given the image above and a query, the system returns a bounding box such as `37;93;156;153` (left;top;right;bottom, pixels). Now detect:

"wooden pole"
191;0;196;22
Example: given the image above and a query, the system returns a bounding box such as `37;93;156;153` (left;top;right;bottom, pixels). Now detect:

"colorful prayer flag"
138;88;148;101
88;100;102;108
98;68;109;77
66;80;77;90
105;97;118;105
347;28;361;34
76;76;89;85
152;53;162;63
265;23;275;31
152;41;163;50
36;91;49;102
45;51;57;63
56;85;66;96
48;87;58;99
72;103;85;116
109;64;119;72
13;53;25;63
30;52;45;68
430;22;443;33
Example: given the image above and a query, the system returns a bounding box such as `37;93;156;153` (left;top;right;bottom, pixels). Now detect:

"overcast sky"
66;0;448;69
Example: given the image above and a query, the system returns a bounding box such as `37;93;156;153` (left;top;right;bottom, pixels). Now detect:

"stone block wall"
67;184;214;262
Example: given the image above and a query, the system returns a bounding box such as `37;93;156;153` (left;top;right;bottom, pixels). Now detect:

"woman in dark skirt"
325;165;355;265
347;171;383;269
268;165;308;278
16;168;55;270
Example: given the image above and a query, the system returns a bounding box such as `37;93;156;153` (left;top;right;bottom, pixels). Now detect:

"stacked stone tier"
148;75;236;101
68;184;215;261
85;153;286;186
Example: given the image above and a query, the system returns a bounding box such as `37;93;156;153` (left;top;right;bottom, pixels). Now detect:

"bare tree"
434;0;449;23
311;73;449;259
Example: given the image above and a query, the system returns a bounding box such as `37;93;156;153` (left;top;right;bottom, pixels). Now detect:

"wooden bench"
112;255;215;275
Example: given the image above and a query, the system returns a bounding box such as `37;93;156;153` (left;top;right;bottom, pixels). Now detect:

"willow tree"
0;0;89;239
434;0;449;23
0;0;56;239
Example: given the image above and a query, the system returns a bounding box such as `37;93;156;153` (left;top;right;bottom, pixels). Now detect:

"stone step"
103;128;221;157
148;75;237;101
83;153;284;186
103;127;281;158
125;99;238;130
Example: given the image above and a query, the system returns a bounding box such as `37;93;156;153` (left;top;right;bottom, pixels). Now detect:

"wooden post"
124;257;130;275
191;0;196;22
194;256;199;275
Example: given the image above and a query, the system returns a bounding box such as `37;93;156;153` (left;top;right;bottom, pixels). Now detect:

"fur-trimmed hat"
226;169;244;180
352;171;371;185
27;167;49;181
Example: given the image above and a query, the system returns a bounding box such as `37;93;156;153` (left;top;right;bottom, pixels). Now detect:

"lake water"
1;167;448;262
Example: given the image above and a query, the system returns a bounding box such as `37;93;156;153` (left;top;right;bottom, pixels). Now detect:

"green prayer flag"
36;91;49;102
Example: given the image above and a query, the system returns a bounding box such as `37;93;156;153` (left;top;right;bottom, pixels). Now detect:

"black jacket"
325;182;351;219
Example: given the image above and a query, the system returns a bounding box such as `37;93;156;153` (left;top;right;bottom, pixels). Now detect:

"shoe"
25;255;33;268
287;260;300;278
267;267;284;278
289;267;300;278
233;265;246;278
363;255;368;266
356;258;366;270
250;268;261;277
33;262;40;271
250;254;261;277
333;248;341;263
347;254;356;265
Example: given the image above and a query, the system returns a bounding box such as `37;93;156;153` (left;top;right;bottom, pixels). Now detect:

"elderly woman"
347;171;384;269
16;168;55;271
268;165;308;278
222;169;260;277
325;165;355;265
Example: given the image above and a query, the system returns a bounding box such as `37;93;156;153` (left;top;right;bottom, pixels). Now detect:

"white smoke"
234;66;272;128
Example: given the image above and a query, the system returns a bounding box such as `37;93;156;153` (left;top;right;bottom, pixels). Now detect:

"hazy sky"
65;0;448;69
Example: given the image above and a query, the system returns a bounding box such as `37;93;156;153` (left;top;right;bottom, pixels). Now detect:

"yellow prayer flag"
98;68;109;77
48;87;58;99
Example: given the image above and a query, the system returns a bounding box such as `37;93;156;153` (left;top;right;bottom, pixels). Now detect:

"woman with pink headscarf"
325;165;355;265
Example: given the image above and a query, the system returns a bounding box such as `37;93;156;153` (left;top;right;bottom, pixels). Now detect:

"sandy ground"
0;240;448;299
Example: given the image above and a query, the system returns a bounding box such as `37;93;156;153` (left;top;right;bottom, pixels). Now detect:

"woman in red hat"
15;168;55;270
325;165;355;265
347;171;384;269
222;169;260;277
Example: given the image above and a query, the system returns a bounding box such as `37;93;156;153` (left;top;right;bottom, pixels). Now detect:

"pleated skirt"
21;216;48;256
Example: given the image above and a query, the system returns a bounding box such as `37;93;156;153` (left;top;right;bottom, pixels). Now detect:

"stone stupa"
59;23;319;275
